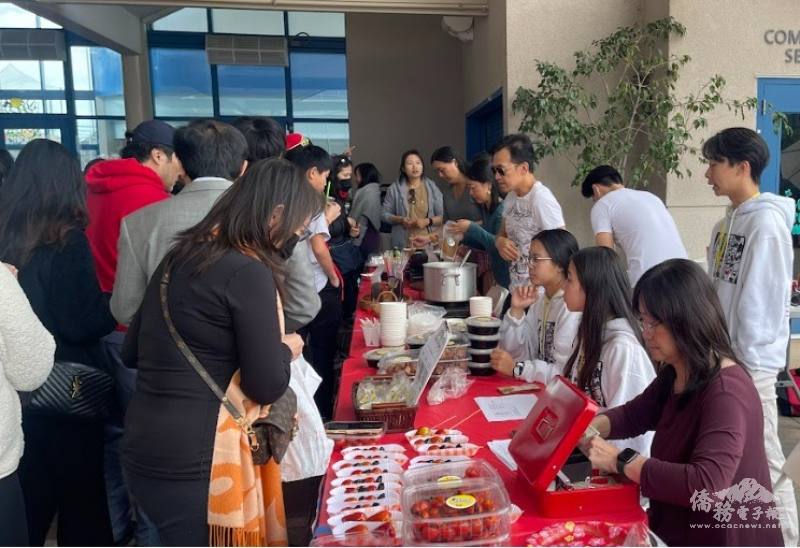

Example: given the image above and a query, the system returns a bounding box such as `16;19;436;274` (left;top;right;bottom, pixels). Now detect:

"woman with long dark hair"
562;246;654;456
327;155;362;323
493;229;581;380
450;153;510;289
122;158;322;546
350;162;383;258
0;139;116;545
431;146;482;223
583;259;783;547
382;149;443;249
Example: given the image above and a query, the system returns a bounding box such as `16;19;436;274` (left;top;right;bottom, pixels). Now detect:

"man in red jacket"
85;120;184;294
84;119;183;546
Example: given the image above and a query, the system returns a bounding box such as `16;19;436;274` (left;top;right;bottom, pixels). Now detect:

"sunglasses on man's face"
491;164;517;177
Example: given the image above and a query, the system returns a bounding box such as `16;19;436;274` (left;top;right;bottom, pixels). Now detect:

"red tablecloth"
313;282;645;545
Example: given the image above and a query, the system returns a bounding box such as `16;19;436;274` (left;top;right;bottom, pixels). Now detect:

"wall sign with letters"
764;29;800;63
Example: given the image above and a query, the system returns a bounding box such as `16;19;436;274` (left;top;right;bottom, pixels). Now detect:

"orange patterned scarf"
208;371;288;546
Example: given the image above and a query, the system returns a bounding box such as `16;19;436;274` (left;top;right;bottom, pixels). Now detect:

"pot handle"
441;272;461;287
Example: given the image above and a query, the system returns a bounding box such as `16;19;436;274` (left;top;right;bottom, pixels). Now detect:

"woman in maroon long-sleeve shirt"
583;259;784;547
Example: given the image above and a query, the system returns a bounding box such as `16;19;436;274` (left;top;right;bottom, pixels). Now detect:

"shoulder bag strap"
159;265;246;425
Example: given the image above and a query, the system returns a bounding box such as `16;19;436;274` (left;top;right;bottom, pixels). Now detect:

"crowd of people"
0;117;796;548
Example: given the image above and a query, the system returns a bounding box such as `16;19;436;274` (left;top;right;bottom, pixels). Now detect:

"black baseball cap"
127;120;176;148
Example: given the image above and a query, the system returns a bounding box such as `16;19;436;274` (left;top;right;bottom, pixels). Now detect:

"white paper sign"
474;394;538;422
487;439;518;471
407;322;449;406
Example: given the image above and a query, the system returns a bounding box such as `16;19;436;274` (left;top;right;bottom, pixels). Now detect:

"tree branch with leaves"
513;17;783;188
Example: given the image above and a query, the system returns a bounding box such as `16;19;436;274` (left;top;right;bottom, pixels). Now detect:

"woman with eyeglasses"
382;149;443;249
561;246;655;457
582;259;783;547
492;229;581;382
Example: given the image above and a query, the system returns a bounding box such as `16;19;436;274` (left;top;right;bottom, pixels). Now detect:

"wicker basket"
358;291;412;315
352;376;417;433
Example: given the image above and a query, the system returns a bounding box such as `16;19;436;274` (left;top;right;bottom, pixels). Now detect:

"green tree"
512;17;776;188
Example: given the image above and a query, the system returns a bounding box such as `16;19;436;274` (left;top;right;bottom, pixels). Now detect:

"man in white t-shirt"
492;134;565;289
582;165;687;286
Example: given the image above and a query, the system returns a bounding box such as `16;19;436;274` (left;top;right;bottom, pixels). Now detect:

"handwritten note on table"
475;394;538;422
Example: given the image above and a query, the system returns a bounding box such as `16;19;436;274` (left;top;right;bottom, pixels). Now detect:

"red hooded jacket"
85;158;170;293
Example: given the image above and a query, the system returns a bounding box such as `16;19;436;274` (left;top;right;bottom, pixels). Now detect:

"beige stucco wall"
504;0;644;247
667;0;800;260
345;13;465;185
462;0;506;114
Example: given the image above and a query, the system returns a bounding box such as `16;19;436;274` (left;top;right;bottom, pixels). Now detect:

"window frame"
147;9;348;142
0;27;127;163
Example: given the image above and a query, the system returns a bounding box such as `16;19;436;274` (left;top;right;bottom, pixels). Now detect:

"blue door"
756;77;800;330
466;90;503;159
756;78;800;197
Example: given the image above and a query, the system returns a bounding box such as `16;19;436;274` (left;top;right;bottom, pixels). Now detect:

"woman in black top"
0;139;116;546
327;155;362;323
122;158;321;546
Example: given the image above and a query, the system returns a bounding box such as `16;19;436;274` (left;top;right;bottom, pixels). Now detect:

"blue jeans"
103;331;161;546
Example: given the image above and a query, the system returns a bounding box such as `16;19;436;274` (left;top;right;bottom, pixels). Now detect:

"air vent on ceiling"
0;29;65;61
206;34;288;67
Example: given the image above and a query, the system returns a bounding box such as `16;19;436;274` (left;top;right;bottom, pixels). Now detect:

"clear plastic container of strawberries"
401;459;511;546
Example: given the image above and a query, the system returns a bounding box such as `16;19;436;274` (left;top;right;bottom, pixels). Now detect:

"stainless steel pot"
423;261;477;303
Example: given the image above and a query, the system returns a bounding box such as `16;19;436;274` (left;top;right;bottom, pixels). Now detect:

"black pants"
0;471;28;547
342;270;360;324
283;476;323;546
18;413;113;546
299;282;343;420
125;469;209;547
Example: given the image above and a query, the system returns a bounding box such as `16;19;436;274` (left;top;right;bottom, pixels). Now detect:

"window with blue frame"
148;8;349;154
0;3;126;165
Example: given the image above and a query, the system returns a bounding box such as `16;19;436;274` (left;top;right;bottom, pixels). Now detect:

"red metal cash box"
509;376;642;518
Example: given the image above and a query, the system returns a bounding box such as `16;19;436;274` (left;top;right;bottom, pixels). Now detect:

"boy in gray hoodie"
705;127;798;546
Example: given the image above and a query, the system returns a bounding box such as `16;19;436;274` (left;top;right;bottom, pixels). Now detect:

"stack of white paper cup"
469;296;493;318
379;302;407;347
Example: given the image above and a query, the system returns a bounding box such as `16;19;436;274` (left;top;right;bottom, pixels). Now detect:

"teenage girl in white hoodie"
492;229;581;383
562;246;655;456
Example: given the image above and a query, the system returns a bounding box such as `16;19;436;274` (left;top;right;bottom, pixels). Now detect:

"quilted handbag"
23;360;114;420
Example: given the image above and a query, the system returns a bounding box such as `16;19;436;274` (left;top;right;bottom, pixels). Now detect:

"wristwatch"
513;362;525;378
616;448;638;476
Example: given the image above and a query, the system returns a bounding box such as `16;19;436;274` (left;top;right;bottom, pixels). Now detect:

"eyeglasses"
527;256;553;267
491;163;517;177
638;316;662;332
408;188;417;206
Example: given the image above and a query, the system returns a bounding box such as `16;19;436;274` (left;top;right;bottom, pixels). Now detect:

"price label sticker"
446;494;476;510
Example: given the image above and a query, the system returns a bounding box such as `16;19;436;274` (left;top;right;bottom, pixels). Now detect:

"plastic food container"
468;361;496;376
465;316;502;336
467;347;493;364
364;347;405;368
401;459;511;546
467;333;500;350
327;508;402;528
378;348;468;377
310;531;401;547
445;318;467;333
331;473;402;488
326;423;387;451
